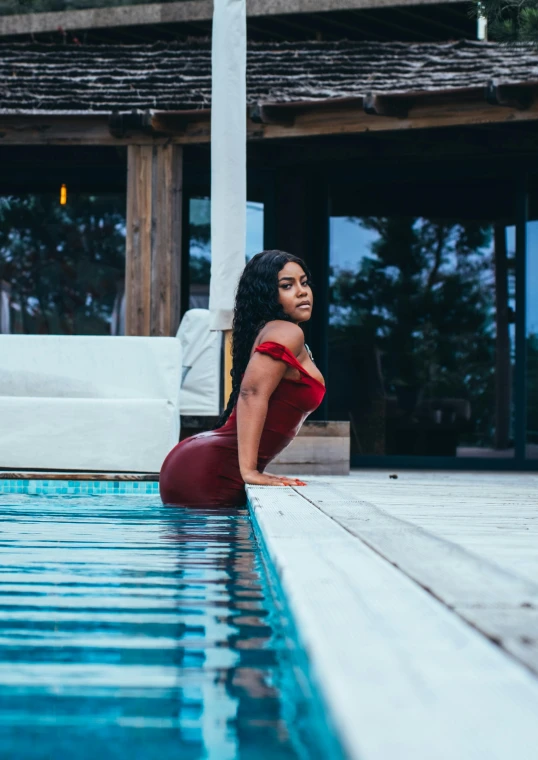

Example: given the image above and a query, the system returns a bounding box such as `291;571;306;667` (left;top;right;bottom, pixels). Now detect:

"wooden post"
125;144;183;336
224;330;233;407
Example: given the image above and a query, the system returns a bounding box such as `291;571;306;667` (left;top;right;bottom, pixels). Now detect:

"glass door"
328;177;517;462
0;193;126;335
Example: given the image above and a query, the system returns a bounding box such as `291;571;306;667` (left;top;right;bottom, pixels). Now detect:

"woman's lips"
297;302;311;309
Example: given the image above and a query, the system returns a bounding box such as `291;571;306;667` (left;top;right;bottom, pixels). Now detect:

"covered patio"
2;38;538;469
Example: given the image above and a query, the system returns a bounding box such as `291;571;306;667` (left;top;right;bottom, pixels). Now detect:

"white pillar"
209;0;247;331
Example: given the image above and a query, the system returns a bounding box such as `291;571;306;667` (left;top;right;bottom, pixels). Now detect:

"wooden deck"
247;470;538;760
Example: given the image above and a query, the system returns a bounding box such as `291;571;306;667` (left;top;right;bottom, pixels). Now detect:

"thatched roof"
1;39;538;115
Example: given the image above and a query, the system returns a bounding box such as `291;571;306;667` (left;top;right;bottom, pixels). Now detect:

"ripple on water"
0;494;340;760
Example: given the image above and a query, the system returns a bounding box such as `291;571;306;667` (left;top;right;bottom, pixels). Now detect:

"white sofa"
0;335;182;473
178;309;222;416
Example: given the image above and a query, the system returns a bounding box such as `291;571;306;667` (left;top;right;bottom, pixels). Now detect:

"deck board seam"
296;482;538;677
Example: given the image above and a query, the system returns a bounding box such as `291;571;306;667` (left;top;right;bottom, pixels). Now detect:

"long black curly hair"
216;250;312;428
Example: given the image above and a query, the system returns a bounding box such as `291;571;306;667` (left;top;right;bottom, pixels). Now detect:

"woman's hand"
242;470;307;487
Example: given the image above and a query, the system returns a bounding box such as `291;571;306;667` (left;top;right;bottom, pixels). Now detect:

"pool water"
0;488;341;760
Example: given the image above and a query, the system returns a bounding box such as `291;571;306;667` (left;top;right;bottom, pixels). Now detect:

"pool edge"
246;489;348;760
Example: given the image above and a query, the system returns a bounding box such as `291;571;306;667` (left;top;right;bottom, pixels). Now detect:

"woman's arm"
237;323;306;487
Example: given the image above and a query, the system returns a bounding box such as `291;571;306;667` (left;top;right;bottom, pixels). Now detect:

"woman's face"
277;261;313;324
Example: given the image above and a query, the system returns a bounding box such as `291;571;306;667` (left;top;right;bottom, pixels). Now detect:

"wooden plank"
126;144;183;337
332;472;538;583
0;116;143;146
155;94;538;142
303;478;538;674
300;482;538;605
460;607;538;674
125;145;152;336
3;91;538;146
150;144;183;337
252;95;538;141
248;484;538;760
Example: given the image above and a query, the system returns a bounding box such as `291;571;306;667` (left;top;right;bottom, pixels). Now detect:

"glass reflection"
526;219;538;458
0;193;126;335
188;199;264;310
329;215;515;458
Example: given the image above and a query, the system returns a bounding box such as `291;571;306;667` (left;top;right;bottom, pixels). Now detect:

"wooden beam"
125;144;183;337
151;143;183;337
249;93;538;140
248;103;295;126
2;89;538;147
486;80;534;110
363;93;410;118
109;111;154;138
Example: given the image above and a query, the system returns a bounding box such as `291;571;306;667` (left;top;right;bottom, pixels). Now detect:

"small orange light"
60;184;67;205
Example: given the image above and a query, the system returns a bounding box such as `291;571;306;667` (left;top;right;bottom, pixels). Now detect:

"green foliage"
0;194;125;334
475;0;538;43
189;254;211;285
330;217;497;444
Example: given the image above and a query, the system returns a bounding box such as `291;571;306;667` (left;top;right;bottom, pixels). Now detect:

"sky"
189;198;264;261
331;216;538;338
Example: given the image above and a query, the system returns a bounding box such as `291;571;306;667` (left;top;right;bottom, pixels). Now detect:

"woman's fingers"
242;470;307;487
277;476;307;487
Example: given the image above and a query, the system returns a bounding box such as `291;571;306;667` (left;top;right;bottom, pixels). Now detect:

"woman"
159;250;326;507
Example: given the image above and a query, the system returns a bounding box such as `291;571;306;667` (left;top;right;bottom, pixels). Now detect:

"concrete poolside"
247;470;538;760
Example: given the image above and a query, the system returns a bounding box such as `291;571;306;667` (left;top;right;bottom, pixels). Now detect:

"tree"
475;0;538;43
0;193;125;335
329;217;497;447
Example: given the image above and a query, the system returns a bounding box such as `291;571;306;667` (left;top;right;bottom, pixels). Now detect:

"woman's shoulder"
256;321;304;356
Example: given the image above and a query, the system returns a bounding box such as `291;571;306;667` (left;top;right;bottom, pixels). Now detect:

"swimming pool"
0;481;343;760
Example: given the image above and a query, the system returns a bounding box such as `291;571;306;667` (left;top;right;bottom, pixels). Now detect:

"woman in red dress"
159;250;326;507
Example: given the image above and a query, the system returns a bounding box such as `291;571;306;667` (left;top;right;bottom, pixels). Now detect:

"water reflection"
0;495;333;759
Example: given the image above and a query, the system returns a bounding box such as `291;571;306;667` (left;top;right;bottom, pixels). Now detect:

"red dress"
159;341;326;507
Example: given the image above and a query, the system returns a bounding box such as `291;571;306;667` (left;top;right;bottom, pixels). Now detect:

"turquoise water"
0;488;341;759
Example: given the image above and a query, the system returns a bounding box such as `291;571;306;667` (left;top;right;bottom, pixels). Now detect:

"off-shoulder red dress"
159;341;326;507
